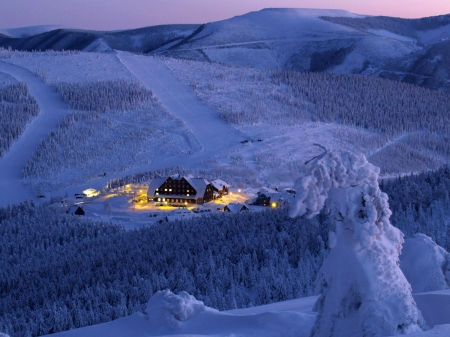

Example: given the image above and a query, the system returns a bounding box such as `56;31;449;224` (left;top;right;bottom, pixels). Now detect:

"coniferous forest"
2;167;450;336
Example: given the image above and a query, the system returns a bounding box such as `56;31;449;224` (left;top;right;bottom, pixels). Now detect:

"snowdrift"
401;234;450;293
42;289;450;337
44;290;316;337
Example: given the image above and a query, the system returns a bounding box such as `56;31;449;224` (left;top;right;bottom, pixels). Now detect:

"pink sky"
1;0;450;30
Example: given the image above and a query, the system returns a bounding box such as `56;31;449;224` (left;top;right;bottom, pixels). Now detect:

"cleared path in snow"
117;51;246;155
0;62;70;207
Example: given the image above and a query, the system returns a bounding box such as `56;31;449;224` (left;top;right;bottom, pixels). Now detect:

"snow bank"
40;289;450;337
413;290;450;327
401;234;450;293
290;150;424;336
43;290;316;336
145;290;206;329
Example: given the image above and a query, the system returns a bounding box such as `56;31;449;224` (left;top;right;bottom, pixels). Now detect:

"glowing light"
271;202;277;208
238;189;241;193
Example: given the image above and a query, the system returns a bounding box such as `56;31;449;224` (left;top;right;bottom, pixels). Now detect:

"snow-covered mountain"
2;8;449;90
0;24;200;54
0;25;65;38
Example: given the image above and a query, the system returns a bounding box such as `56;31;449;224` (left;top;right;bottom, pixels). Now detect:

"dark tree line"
0;204;329;337
0;83;39;157
272;71;450;137
53;80;153;113
381;166;450;251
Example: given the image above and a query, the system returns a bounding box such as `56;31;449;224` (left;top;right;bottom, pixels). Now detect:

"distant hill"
1;8;450;91
0;24;201;53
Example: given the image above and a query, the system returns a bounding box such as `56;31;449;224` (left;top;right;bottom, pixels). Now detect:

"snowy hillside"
2;8;450;90
40;290;450;337
0;25;64;38
0;25;200;54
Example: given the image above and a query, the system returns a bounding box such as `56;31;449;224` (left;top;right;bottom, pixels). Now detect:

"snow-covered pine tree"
290;148;425;336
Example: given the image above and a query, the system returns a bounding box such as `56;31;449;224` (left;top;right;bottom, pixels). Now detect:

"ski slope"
0;62;70;207
117;51;246;154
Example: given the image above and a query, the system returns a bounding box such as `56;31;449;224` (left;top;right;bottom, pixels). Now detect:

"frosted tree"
290;147;425;336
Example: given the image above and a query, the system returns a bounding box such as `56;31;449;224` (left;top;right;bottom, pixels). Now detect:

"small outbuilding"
224;203;249;213
83;188;100;198
211;179;230;196
67;205;85;216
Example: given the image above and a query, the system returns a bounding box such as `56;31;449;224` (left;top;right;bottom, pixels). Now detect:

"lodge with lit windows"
147;175;215;206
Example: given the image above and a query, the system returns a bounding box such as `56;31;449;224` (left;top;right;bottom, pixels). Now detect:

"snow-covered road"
0;62;70;207
117;51;246;154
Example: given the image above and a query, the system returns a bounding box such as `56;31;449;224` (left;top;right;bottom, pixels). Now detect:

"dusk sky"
1;0;450;30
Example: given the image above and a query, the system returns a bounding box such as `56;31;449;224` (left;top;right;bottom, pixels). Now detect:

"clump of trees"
54;80;154;112
382;166;450;251
272;71;450;137
0;82;39;157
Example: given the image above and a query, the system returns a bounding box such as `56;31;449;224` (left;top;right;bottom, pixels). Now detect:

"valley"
1;7;450;337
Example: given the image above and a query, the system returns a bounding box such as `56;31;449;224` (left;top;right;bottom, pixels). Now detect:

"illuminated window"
187;193;189;196
165;189;167;191
169;189;172;192
158;198;161;201
156;192;159;195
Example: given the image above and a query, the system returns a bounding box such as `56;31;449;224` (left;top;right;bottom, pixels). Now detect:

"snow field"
0;49;135;83
40;289;450;337
0;70;18;88
163;57;450;175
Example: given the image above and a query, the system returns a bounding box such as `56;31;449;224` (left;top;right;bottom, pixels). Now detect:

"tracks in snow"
0;62;70;207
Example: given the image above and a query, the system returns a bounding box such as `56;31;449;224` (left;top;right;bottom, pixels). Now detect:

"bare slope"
117;51;245;153
0;61;70;206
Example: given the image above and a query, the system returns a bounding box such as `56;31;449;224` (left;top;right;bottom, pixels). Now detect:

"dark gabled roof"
147;176;211;198
224;203;249;212
185;177;210;198
147;177;169;197
67;205;85;215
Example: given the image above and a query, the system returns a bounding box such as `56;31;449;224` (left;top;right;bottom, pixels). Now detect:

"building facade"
147;175;214;206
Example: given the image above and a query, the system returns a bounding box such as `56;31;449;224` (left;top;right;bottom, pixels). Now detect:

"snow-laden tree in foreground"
290;148;425;336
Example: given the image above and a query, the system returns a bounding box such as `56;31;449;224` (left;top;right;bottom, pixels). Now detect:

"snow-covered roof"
147;177;169;197
211;179;230;190
148;176;211;198
225;203;249;213
185;177;210;197
67;205;84;215
258;187;279;195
